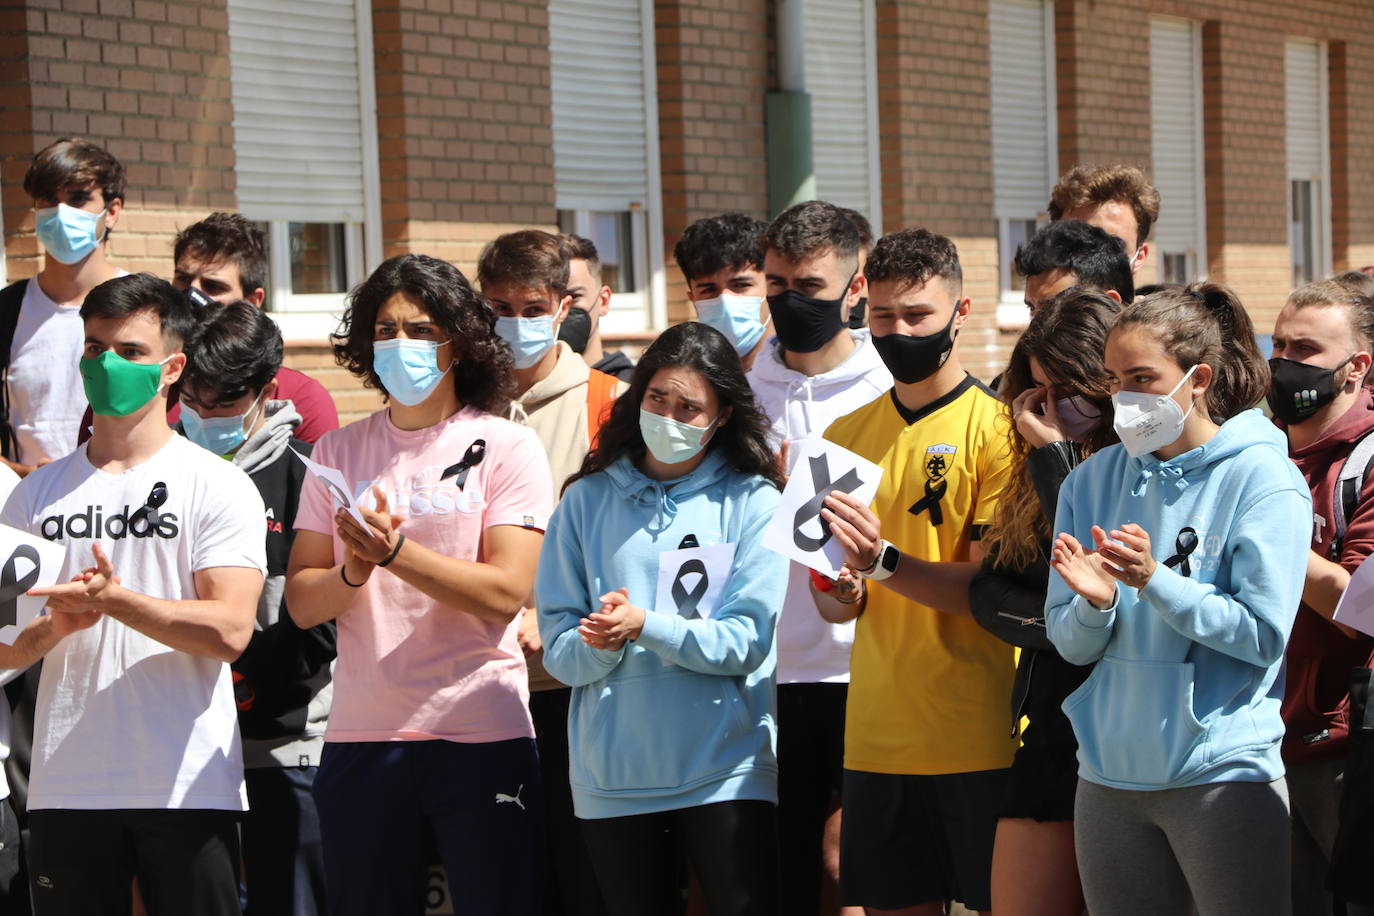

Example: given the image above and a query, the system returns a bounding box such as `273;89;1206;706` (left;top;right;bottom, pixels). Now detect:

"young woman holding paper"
284;254;554;915
535;321;789;916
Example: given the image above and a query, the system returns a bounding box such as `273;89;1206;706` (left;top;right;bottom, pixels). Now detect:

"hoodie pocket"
571;668;758;793
1062;656;1207;786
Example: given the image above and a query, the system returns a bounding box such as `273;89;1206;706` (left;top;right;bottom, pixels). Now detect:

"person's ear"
246;287;267;309
261;377;280;402
1191;362;1213;400
556;294;572;324
597;285;612;319
1105;289;1123;304
1133;242;1150;274
163;351;187;388
1347;351;1371;389
104;197;123;234
841;272;866;323
953;296;971;331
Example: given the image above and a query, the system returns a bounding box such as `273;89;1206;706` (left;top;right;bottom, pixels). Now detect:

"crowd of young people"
1;137;1371;916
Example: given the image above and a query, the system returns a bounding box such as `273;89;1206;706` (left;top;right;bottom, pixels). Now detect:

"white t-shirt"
0;434;266;810
7;274;125;464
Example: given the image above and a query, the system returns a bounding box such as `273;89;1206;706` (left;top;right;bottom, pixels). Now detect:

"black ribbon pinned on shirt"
671;558;709;619
441;439;487;490
1163;527;1199;578
792;454;863;552
0;544;41;629
908;477;947;526
130;481;168;533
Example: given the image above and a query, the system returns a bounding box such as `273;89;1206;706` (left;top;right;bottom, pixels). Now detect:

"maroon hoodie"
1283;387;1374;763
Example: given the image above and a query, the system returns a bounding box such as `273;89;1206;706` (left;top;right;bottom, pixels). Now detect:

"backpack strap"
1332;428;1374;560
0;280;30;461
585;368;619;450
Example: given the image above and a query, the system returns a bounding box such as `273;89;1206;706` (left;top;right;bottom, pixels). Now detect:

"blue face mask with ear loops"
35;203;104;265
694;294;767;356
495;315;559;369
373;338;453;406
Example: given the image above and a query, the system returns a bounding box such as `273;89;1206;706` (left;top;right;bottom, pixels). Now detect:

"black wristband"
340;564;364;588
377;533;406;568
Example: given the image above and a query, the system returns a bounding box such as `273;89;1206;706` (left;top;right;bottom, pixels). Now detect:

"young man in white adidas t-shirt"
0;273;266;915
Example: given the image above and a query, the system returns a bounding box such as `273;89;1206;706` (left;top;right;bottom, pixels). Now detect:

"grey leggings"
1075;777;1291;916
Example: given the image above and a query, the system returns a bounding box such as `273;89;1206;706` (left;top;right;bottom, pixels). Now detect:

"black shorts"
839;767;1008;911
998;739;1079;822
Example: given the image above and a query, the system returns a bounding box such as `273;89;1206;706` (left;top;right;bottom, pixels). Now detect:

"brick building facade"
3;0;1373;421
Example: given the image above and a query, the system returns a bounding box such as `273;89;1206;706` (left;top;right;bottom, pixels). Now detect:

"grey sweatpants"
1075;777;1291;916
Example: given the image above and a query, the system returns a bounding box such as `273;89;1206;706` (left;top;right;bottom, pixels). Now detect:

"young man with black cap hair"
1015;219;1135;317
674;213;772;372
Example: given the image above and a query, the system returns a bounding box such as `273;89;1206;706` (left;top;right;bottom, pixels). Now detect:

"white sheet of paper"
1333;554;1374;638
655;542;736;621
764;439;884;578
0;524;67;646
291;449;368;526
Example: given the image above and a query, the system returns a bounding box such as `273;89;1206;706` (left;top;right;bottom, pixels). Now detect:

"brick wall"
1;0;235;282
655;0;771;325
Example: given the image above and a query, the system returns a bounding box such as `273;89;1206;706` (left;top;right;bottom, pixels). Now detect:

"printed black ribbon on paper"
1163;527;1199;578
441;439;487;490
0;544;41;628
671;558;709;619
908;477;947;525
792;455;863;552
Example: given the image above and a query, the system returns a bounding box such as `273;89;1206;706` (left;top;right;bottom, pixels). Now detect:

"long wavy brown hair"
985;289;1122;570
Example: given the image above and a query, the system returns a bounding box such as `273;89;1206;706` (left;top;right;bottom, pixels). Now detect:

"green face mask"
80;350;173;417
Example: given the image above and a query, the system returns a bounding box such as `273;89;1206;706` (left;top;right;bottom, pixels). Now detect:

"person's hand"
1012;386;1066;448
1050;532;1117;609
336;486;402;569
1092;523;1157;591
821;490;882;573
28;544;125;614
517;606;543;656
580;587;645;650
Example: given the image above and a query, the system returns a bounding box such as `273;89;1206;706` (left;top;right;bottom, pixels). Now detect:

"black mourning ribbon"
678;534;699;550
0;544;41;628
792;455;863;552
909;477;947;525
671;558;709;619
131;481;168;528
1163;526;1199;578
441;439;487;490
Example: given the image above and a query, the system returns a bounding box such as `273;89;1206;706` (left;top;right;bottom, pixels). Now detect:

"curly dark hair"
566;321;785;492
673;212;767;282
174;213;268;298
1013;220;1134;303
864;227;963;294
1048;164;1161;246
183;300;283;402
332;254;515;415
764;200;861;267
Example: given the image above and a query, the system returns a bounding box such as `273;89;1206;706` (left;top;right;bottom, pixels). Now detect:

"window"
989;0;1056;323
549;0;665;331
1285;39;1331;287
1150;17;1206;284
227;0;380;333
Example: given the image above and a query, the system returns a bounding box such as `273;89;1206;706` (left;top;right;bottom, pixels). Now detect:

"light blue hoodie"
1046;408;1310;790
535;449;788;819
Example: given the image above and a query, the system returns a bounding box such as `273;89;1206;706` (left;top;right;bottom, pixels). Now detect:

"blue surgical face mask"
181;395;265;456
639;408;719;465
373;338;453;406
35;203;105;265
694;294;767;356
495;315;558;369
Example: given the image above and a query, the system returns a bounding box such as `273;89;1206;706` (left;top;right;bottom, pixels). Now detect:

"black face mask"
1267;355;1353;424
766;272;855;353
871;305;959;385
557;306;593;354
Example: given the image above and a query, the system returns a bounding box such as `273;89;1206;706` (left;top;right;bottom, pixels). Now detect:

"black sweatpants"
580;800;779;916
28;808;240;916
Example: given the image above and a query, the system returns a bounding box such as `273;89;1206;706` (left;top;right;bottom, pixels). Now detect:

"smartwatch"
860;540;900;581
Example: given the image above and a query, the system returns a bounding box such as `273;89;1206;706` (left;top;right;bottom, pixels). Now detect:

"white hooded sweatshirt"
746;330;892;683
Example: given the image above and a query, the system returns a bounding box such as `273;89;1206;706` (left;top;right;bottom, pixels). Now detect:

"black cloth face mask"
766;271;855;354
1267;354;1353;424
557;306;593;354
871;304;959;384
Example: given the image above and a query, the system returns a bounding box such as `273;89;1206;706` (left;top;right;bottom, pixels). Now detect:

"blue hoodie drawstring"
1131;463;1188;497
626;478;681;533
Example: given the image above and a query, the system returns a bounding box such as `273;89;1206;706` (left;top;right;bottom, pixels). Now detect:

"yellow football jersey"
825;377;1018;775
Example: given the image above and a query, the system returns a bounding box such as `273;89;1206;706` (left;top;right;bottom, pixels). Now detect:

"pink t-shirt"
295;406;554;743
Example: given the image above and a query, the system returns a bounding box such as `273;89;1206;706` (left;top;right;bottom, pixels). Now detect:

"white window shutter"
549;0;651;212
228;0;368;224
1150;17;1205;262
801;0;881;225
989;0;1055;220
1285;40;1324;182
